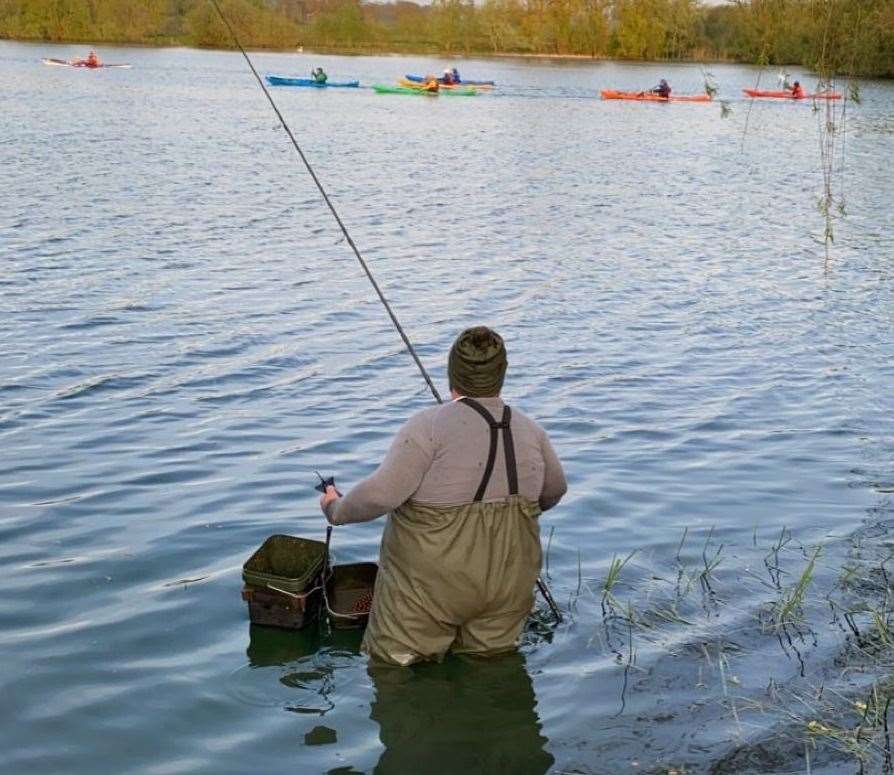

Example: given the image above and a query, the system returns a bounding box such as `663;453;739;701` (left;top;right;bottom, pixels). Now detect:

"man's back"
325;397;565;525
402;397;564;507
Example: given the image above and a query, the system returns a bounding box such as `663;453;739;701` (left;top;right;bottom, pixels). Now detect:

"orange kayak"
600;90;712;103
742;88;842;100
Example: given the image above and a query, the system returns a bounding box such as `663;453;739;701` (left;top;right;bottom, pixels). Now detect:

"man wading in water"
319;326;567;666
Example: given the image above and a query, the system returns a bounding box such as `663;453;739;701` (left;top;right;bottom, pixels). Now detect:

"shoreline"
6;35;888;78
0;34;747;69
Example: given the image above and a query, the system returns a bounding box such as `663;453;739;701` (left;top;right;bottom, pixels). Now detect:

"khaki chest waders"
362;399;543;666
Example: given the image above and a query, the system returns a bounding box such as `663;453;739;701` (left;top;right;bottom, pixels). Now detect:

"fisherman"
651;78;671;98
790;80;804;98
320;327;567;666
312;66;328;84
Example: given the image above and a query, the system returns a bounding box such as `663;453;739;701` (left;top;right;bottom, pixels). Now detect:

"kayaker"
81;50;101;67
421;75;440;93
790;80;804;98
312;67;328;84
452;67;461;83
319;326;567;666
651;78;671;98
442;68;455;85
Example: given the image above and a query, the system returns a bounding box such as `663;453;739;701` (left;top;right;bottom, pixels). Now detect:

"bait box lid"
242;534;327;594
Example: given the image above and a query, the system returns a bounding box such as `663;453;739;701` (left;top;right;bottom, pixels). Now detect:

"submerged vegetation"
1;0;892;77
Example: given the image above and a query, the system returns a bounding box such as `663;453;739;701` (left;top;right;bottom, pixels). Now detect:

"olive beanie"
447;326;507;397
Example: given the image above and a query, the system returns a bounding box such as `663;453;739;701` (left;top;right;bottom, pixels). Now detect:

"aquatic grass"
545;525;555;579
576;548;582;597
718;645;743;736
775;547;822;629
742;542;894;769
568;548;585;614
840;564;860;588
699;526;724;596
612;602;638;718
648;605;694;626
872;610;894;649
586;520;894;774
601;550;636;614
730;679;894;772
765;526;793;591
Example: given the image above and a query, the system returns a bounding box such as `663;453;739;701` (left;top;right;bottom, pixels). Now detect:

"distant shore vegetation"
1;0;891;77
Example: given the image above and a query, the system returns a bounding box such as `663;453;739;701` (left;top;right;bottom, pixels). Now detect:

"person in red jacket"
791;80;805;98
74;50;101;67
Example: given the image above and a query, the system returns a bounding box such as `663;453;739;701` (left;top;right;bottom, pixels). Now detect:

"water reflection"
246;624;363;667
242;625;366;717
247;625;551;771
369;653;553;775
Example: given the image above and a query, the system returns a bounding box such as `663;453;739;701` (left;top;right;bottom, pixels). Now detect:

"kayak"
404;74;496;87
742;88;842;100
42;58;131;69
265;75;359;88
398;78;489;92
600;89;712;102
372;84;477;96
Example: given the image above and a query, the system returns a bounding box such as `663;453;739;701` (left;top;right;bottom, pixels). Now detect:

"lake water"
2;40;893;774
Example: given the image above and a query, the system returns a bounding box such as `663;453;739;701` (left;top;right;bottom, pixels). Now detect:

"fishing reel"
314;471;341;496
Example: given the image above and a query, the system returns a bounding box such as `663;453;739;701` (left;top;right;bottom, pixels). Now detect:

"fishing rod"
208;0;440;404
210;0;562;624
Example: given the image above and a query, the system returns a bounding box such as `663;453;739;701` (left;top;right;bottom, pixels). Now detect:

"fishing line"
210;0;561;623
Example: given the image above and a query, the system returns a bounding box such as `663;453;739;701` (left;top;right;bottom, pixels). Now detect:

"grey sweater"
326;397;567;525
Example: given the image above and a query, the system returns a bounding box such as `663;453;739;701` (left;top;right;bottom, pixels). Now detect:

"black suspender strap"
460;398;519;502
502;407;518;496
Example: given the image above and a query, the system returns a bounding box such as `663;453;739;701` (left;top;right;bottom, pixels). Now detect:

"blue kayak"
405;73;495;86
265;75;360;88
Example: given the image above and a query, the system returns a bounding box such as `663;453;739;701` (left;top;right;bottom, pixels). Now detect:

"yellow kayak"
398;78;488;92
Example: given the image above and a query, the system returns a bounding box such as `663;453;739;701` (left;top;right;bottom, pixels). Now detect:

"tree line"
1;0;891;76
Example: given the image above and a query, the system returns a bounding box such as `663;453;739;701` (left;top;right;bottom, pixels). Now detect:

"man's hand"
319;485;341;524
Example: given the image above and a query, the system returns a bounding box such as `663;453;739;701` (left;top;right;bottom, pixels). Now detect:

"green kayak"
372;84;477;97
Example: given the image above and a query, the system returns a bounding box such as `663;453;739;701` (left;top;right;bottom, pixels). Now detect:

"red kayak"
42;58;132;69
600;90;712;103
742;88;841;100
